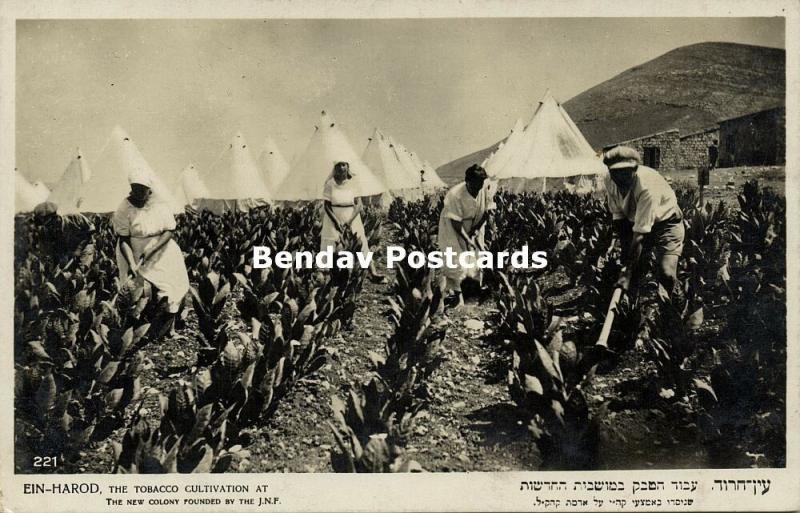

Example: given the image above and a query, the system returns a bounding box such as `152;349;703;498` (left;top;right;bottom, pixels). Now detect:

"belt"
654;214;682;227
131;231;166;238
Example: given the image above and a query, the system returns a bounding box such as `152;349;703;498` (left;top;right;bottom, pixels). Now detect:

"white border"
1;2;798;512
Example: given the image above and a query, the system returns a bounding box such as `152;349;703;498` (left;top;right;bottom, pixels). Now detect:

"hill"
437;42;785;185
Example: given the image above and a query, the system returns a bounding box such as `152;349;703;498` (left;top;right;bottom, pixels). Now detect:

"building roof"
717;103;785;125
603;128;680;149
679;126;719;140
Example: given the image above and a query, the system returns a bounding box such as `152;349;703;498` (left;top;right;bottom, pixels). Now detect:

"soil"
662;166;785;205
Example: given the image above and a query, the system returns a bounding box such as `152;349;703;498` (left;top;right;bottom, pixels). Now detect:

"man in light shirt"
437;164;495;308
602;146;684;297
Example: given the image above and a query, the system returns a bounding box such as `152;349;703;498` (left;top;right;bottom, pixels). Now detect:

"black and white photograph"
2;2;798;512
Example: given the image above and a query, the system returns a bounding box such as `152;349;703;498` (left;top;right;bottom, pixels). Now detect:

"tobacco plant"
681;200;733;303
695;183;786;467
373;264;446;407
15;274;153;469
113;381;233;473
190;271;233;366
328;379;424;473
313;227;369;329
642;282;704;395
498;272;604;469
18;347;144;465
193;305;330;432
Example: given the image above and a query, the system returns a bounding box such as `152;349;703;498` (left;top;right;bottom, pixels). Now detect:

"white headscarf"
325;161;356;182
128;165;153;188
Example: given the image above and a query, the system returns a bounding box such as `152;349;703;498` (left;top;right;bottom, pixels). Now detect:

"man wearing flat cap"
603;146;684;298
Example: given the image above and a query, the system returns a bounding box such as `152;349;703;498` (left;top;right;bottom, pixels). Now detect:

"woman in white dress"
112;168;190;342
321;161;385;282
437;164;495;308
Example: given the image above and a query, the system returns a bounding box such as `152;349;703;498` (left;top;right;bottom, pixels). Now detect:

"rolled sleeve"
484;180;497;211
633;191;656;234
443;192;463;222
111;202;130;236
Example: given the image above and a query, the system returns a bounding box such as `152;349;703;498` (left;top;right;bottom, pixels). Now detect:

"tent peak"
78;126;180;213
275;109;384;201
111;125;130;141
319;110;336;124
197;130;271;207
538;89;561;107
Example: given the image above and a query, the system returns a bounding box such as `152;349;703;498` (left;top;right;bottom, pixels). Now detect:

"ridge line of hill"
436;42;785;185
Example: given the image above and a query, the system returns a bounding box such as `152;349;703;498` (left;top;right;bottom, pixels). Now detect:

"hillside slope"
438;42;785;184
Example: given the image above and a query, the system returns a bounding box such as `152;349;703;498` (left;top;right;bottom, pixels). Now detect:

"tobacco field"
14;172;786;473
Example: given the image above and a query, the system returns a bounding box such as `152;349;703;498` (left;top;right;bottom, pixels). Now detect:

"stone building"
603;105;785;170
678;127;720;169
718;106;786;167
603;129;681;170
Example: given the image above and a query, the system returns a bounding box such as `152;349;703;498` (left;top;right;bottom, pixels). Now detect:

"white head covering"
128;165;153;187
324;161;355;182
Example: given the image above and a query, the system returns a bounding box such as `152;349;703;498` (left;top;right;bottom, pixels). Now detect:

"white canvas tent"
484;118;524;178
257;137;291;192
487;91;606;193
409;152;446;189
15;169;49;213
47;148;91;214
176;164;210;209
362;129;422;203
274;110;387;202
33;181;50;203
81;126;183;213
387;138;424;188
170;175;187;211
480;150;493;167
195;132;272;215
564;174;598;195
422;161;447;189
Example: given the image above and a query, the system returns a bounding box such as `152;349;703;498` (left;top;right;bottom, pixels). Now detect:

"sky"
16;17;785;185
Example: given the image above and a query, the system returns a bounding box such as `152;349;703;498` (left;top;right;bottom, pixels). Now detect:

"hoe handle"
596;287;623;348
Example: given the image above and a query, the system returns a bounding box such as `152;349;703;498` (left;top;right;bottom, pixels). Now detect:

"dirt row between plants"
235;231;542;472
